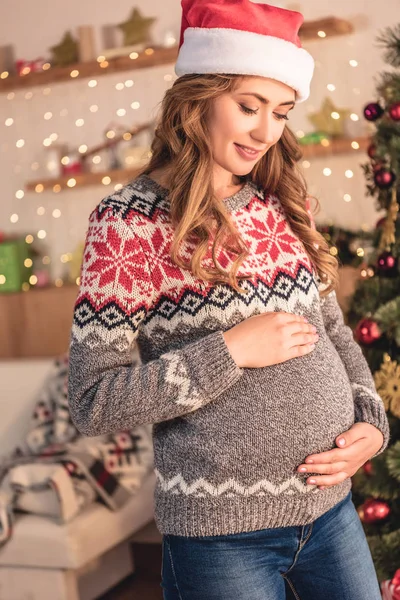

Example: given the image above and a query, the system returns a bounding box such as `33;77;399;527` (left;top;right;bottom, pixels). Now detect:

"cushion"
0;471;156;569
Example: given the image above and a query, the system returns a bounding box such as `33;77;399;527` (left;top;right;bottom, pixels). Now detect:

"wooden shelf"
300;17;353;41
0;46;179;93
25;166;143;192
301;136;370;159
25;137;370;193
1;17;354;93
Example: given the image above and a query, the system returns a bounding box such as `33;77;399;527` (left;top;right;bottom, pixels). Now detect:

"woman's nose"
252;121;275;145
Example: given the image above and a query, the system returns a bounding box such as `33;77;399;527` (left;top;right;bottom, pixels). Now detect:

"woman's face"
206;76;296;179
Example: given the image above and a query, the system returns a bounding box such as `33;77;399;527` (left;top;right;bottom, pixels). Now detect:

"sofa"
0;359;157;600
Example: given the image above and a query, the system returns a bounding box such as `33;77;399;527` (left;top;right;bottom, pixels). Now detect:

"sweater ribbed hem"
153;479;352;537
180;330;244;400
354;394;390;458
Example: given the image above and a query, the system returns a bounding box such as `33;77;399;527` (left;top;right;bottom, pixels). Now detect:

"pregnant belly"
159;335;356;482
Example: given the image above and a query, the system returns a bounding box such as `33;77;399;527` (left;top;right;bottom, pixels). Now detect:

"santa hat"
175;0;314;103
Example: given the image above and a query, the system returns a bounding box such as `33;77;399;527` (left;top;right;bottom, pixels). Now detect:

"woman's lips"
234;143;261;161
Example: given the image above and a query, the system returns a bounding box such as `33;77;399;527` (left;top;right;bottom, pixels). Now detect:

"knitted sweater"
68;173;390;537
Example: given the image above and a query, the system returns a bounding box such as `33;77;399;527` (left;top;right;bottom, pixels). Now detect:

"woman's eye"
239;104;289;121
239;104;258;115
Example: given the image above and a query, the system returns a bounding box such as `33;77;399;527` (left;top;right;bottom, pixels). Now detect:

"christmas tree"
347;24;400;583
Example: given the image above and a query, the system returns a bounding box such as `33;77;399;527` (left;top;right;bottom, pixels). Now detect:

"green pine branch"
367;529;400;581
374;297;400;344
376;24;400;68
386;441;400;482
352;455;400;501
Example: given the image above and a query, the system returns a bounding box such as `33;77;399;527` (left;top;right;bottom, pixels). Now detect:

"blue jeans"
161;491;381;599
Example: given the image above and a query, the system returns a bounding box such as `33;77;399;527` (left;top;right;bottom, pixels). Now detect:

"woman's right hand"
223;312;319;368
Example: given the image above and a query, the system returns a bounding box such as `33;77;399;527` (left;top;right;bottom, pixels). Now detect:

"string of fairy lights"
0;32;375;291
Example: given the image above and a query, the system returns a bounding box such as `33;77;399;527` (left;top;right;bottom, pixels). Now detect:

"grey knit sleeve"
320;289;390;456
67;208;243;437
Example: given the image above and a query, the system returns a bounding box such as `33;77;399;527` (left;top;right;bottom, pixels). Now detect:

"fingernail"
319;486;326;491
306;459;314;464
308;479;316;485
299;467;307;472
338;438;345;446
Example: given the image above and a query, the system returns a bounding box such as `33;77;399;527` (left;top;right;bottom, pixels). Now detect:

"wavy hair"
137;74;339;298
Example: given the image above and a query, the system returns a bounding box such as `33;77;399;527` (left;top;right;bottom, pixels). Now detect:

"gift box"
0;237;33;293
381;569;400;600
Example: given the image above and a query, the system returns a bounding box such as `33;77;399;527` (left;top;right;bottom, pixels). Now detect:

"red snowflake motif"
245;212;298;261
214;232;244;270
140;226;185;287
87;222;149;294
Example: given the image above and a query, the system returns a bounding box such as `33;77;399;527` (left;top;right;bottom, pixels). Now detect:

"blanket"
0;353;154;546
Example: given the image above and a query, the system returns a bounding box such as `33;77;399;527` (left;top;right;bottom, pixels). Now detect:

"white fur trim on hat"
175;27;314;103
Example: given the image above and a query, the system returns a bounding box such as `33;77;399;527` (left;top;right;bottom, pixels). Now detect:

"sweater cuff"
353;386;390;457
179;330;244;400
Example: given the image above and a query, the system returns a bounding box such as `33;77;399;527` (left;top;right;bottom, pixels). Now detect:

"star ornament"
374;353;400;418
118;8;156;47
308;97;351;137
50;31;79;67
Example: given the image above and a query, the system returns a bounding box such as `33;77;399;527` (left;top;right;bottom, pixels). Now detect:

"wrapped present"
0;237;33;293
298;131;332;146
381;569;400;600
15;57;48;76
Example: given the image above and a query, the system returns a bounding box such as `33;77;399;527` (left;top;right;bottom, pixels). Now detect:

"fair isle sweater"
68;173;390;537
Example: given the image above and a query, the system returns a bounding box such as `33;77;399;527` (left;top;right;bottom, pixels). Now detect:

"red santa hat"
175;0;314;103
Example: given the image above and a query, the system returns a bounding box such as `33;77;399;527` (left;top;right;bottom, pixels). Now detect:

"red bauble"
392;570;400;587
372;161;386;173
389;101;400;121
374;168;396;189
383;569;400;600
363;460;373;475
377;251;399;277
355;318;381;345
375;216;386;229
360;499;391;523
363;102;384;121
367;143;377;159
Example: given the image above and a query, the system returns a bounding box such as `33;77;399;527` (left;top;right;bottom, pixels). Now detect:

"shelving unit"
25;166;143;192
0;46;178;92
300;17;353;40
0;17;354;93
301;135;370;159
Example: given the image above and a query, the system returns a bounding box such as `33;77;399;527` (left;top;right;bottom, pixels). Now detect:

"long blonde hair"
138;74;339;297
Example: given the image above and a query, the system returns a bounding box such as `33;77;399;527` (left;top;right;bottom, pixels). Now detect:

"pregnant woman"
68;1;390;598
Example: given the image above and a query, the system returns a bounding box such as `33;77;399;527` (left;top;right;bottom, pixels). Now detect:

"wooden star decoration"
374;354;400;417
50;31;79;67
308;97;351;137
118;8;156;47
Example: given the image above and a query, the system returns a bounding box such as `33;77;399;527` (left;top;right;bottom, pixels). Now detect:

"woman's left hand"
297;422;384;490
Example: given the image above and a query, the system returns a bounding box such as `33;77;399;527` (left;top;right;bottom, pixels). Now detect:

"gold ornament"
50;31;79;67
378;186;399;252
68;242;85;283
308;97;351;137
118;8;156;47
374;353;400;417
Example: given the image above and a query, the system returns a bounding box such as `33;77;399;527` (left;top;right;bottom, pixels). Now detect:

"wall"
0;0;397;281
